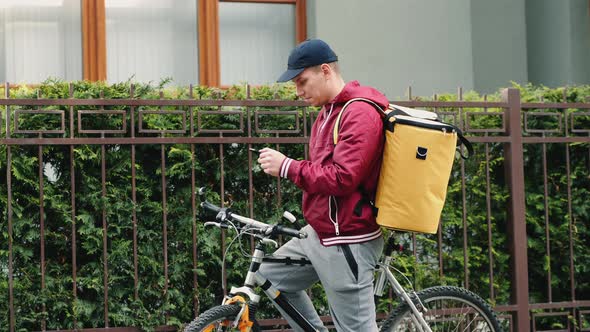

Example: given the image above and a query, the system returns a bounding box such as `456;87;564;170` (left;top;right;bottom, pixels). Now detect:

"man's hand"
257;148;287;177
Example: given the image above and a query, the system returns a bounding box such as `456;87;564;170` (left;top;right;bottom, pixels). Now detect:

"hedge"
1;79;589;331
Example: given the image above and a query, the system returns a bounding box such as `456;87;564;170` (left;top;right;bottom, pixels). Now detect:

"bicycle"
184;190;502;332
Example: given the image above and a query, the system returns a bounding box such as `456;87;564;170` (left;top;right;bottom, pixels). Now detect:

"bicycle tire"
379;286;502;332
184;304;261;332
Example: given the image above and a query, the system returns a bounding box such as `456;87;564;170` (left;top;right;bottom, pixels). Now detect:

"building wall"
526;0;590;87
307;0;474;98
308;0;588;97
570;0;590;84
470;0;528;93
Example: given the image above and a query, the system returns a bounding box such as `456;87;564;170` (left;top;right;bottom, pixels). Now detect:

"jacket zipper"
319;103;334;133
329;196;340;235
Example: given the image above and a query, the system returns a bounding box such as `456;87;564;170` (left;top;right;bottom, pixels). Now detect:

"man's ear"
320;63;332;78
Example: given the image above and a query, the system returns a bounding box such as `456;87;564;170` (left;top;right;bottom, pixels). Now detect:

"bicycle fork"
374;256;433;332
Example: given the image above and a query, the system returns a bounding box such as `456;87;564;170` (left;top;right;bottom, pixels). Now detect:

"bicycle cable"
221;219;241;295
386;261;430;311
388;262;416;293
221;222;269;295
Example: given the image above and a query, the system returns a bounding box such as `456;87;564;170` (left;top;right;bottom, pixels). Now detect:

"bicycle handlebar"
200;201;307;239
200;200;222;214
272;224;308;239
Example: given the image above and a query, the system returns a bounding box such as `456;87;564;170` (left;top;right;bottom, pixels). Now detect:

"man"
256;39;387;331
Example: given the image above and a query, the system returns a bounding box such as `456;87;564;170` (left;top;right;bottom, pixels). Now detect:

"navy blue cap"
277;39;338;82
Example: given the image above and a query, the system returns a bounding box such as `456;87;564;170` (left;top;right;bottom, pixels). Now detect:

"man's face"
293;66;329;107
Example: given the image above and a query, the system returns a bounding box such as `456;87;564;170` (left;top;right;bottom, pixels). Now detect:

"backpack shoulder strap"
333;98;384;145
332;98;384;217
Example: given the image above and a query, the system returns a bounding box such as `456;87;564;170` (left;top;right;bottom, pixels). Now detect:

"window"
0;0;306;86
0;0;82;83
219;2;295;85
200;0;306;86
105;0;199;85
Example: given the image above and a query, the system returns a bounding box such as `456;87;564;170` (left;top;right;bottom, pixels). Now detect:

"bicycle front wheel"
184;304;261;332
379;286;502;332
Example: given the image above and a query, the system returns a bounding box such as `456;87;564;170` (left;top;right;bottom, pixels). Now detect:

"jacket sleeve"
279;102;384;195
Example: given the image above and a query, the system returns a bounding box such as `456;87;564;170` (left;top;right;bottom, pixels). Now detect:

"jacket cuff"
279;158;300;179
279;158;293;179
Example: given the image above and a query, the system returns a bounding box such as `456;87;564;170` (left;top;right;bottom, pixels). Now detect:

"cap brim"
277;68;305;83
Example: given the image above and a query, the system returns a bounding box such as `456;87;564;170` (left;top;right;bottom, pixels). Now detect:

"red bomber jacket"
279;80;388;246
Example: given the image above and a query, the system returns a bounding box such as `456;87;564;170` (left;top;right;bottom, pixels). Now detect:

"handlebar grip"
274;224;307;239
200;201;222;214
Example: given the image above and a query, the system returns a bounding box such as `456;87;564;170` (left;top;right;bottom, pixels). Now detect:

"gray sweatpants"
257;225;384;332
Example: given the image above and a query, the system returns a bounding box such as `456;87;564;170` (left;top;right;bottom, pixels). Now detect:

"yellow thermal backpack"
333;98;472;233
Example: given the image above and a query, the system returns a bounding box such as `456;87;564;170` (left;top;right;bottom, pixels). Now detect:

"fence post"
502;88;530;331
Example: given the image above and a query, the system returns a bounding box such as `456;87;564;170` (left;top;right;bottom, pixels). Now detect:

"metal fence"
1;84;589;332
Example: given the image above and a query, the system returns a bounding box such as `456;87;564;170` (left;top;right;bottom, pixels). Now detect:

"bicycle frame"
196;197;499;332
199;197;433;332
225;239;434;332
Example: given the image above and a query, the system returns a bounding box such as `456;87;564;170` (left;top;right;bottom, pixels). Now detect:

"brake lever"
204;221;231;229
216;210;229;222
